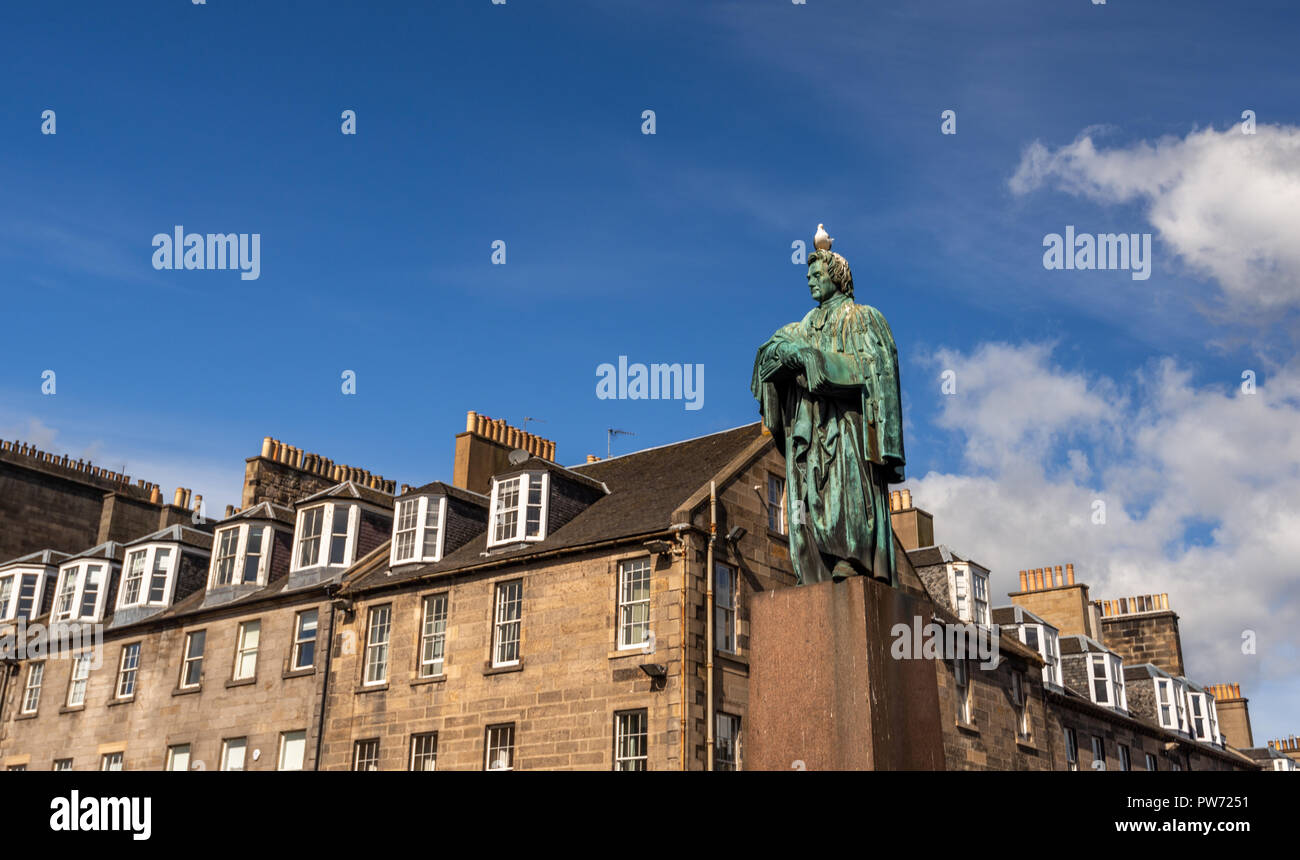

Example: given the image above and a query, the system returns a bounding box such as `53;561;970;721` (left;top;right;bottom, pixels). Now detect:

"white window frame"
278;730;307;771
293;503;358;571
56;565;104;623
715;712;741;771
21;662;44;714
180;630;206;689
950;563;990;625
410;733;438;772
492;581;523;667
419;593;448;678
485;724;515;771
100;752;124;771
615;709;649;771
617;558;652;650
353;738;380;771
121;549;148;606
1064;727;1078;771
53;567;78;619
166;744;191;772
233;620;261;681
66;652;92;707
1011;670;1030;740
715;563;737;654
207;524;271;590
953;657;971;724
364;604;391;685
487;473;550;547
1118;743;1131;771
221;737;247;771
767;473;786;534
116;544;178;610
3;569;46;623
116;642;141;699
291;609;318;671
1089;653;1121;708
1155;678;1182;731
1090;735;1106;770
391;496;446;565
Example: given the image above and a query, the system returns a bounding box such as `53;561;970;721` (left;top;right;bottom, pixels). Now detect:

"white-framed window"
1090;736;1106;770
1019;623;1061;687
951;563;990;625
410;733;437;772
715;563;737;654
617;558;652;650
1145;752;1158;771
492;580;523;667
1154;677;1190;732
353;739;380;771
16;572;43;621
391;496;446;565
485;724;515;771
166;744;191;772
117;546;177;610
615;710;648;771
1089;653;1126;710
278;730;306;771
66;652;92;707
419;594;448;677
53;759;73;771
208;524;270;589
1064;727;1078;771
294;504;357;570
953;657;971;724
221;738;247;771
364;605;391;685
291;609;318;671
121;550;148;605
233;620;261;680
100;752;124;771
716;713;741;771
20;663;44;714
0;574;13;619
116;643;141;698
180;630;206;689
1187;691;1214;741
767;474;786;534
1118;744;1131;771
1011;670;1030;741
488;473;549;547
54;568;78;618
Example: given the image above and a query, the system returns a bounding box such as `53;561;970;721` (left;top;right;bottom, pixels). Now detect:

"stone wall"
1100;612;1185;676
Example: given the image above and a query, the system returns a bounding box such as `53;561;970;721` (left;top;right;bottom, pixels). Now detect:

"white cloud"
909;342;1300;739
1010;124;1300;310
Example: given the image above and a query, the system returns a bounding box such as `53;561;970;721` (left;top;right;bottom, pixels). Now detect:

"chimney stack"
453;410;558;495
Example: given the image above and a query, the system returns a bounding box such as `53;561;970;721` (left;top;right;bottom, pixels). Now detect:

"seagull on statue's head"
813;223;833;251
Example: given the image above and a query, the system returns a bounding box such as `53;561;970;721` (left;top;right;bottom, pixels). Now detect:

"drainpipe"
679;530;688;771
313;585;339;771
706;481;716;771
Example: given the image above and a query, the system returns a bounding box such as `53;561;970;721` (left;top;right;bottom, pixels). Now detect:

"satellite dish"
508;448;530;465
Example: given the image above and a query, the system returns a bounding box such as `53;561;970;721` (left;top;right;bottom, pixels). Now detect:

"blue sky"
2;1;1298;742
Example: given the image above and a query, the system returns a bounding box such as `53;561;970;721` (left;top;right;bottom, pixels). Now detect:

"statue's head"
807;249;854;303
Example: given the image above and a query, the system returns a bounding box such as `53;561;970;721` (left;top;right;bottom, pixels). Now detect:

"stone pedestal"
747;576;946;770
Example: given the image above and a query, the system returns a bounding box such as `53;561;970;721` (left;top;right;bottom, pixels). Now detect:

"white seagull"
814;223;833;251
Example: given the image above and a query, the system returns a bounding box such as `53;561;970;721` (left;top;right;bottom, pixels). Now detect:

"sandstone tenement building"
0;413;1285;771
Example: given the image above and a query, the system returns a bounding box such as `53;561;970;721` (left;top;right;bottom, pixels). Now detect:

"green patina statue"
751;226;906;586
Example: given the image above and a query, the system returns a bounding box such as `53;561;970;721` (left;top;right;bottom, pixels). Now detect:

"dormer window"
1017;623;1062;688
0;571;40;621
1088;653;1127;710
488;473;549;547
1187;691;1218;743
949;563;990;625
208;524;270;589
1155;677;1191;733
293;504;357;570
391;496;446;565
117;546;176;610
51;564;107;623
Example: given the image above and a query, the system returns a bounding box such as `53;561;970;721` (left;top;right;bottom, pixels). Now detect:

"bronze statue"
751;226;906;586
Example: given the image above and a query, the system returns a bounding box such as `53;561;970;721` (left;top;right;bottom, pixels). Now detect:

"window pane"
148;548;172;602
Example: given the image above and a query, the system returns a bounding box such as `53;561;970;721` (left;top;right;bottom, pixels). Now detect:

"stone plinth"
747;576;945;770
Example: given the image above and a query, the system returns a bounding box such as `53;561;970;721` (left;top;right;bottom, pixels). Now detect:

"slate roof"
400;481;489;508
297;480;394;509
990;604;1055;629
0;549;71;570
122;524;214;551
346;422;767;591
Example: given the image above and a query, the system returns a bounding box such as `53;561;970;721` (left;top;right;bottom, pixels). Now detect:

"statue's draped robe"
751;293;905;586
